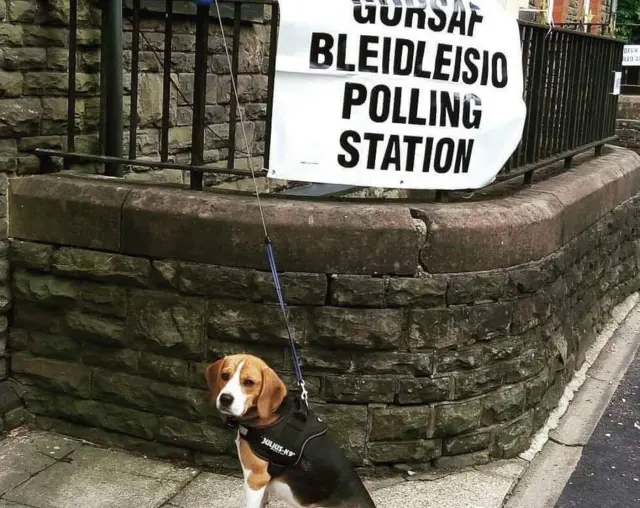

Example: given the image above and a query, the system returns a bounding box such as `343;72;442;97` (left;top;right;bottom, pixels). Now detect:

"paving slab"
0;432;59;495
3;460;188;508
68;445;198;483
0;501;31;507
372;464;524;508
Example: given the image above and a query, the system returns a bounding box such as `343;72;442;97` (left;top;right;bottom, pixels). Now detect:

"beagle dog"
205;354;377;508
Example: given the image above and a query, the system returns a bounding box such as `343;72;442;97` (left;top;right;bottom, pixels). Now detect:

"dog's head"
205;354;287;420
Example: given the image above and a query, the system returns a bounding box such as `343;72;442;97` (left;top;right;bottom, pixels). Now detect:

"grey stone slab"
0;470;30;497
168;473;297;508
372;469;518;508
68;445;198;483
169;473;245;508
27;430;82;460
3;461;186;508
0;433;57;495
0;501;32;507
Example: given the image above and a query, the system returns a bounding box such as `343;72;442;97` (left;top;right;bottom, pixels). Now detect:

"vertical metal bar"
263;1;279;170
526;27;545;165
161;0;173;162
592;39;607;144
227;3;242;171
564;31;580;153
99;8;107;156
65;0;78;169
128;0;141;160
190;4;209;190
517;25;532;168
554;33;570;155
104;0;124;176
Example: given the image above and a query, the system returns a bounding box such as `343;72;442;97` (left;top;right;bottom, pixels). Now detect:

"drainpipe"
103;0;124;177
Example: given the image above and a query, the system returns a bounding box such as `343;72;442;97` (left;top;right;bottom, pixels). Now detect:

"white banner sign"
268;0;526;190
622;45;640;67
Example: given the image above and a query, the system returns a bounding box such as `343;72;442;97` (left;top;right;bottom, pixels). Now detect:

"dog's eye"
221;372;230;381
243;379;255;387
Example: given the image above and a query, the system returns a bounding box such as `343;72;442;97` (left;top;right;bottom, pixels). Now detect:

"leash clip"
299;380;309;407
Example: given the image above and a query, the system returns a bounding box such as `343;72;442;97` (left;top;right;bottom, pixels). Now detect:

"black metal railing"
35;0;624;200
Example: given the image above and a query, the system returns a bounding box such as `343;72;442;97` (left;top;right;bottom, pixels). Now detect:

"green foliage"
616;0;640;42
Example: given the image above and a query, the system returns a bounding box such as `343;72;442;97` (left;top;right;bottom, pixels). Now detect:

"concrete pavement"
0;429;526;508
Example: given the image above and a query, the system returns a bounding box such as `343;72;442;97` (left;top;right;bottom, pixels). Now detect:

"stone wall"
5;147;640;471
615;95;640;154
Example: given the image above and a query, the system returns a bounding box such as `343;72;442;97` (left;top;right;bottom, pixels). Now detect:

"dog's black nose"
219;393;234;407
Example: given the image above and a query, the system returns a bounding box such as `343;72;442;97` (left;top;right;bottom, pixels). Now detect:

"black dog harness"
226;395;328;476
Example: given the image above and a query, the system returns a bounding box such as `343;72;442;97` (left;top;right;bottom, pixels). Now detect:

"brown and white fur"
205;354;376;508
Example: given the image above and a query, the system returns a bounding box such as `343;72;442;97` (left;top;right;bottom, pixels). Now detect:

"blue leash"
265;238;308;403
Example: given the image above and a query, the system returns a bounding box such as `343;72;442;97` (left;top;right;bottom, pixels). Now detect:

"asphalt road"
554;350;640;508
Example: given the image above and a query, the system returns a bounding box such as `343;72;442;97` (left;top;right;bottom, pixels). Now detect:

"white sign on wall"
268;0;526;190
613;71;622;95
622;45;640;67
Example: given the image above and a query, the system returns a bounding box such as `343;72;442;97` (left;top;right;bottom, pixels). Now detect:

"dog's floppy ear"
257;366;286;419
204;358;225;401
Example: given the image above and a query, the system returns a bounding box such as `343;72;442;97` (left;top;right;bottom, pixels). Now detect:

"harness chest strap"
226;396;328;475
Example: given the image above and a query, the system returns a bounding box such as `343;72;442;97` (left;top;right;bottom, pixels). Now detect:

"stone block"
290;347;351;373
442;431;491;455
367;439;442;464
0;98;42;137
0;70;23;97
309;307;403;350
66;310;126;347
27;331;81;360
492;413;534;458
128;289;206;358
253;271;327;305
352;351;434;376
0;24;23;47
52;247;150;286
23;72;68;95
156;416;230;454
150;260;179;290
324;375;395;403
207;300;307;346
396;377;451;404
385;274;449;307
9;176;129;252
465;301;513;340
82;344;139;374
329;275;385;307
13;303;65;335
369;406;431;441
179;261;254;299
8;0;37;22
511;293;552;335
139;353;190;385
0;381;21;413
448;271;507;304
433;399;482;438
12;353;91;397
481;383;527;425
434;450;490;469
408;307;469;349
79;281;127;318
12;270;80;307
207;340;285;372
92;369;210;421
1;47;46;70
121;186;420;275
8;327;30;350
435;336;524;373
46;47;69;70
415;190;564;273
